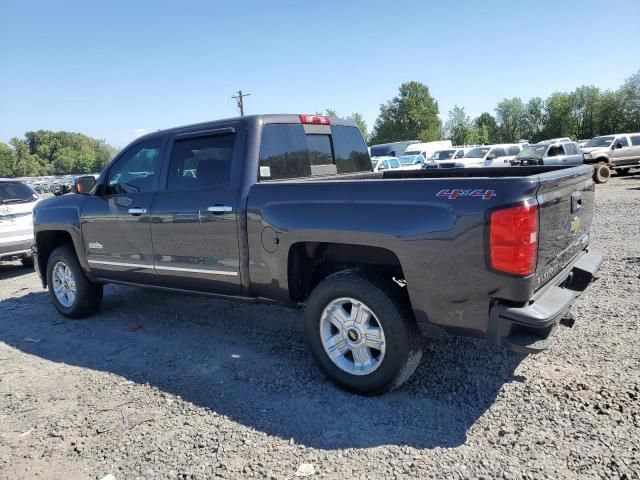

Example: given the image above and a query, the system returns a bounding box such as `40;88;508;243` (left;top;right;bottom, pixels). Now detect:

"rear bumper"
0;239;33;261
488;247;604;354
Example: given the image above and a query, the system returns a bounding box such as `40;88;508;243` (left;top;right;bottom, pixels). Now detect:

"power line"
232;90;251;116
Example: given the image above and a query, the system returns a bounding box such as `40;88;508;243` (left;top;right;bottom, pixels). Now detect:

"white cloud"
131;128;147;138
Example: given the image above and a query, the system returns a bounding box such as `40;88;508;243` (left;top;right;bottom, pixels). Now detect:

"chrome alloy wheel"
52;261;76;308
319;297;386;375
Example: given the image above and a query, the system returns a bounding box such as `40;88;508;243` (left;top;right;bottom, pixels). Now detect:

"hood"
581;146;608;154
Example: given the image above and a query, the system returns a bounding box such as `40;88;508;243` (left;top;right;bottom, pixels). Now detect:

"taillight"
299;114;330;125
489;204;538;276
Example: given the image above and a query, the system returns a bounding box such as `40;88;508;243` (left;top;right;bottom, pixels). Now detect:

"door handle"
207;205;233;214
128;208;147;216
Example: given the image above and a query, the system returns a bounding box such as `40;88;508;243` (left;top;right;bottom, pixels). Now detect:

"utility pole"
232;90;251;116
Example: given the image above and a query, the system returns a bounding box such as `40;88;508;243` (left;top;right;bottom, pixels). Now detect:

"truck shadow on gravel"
0;264;34;280
0;287;525;450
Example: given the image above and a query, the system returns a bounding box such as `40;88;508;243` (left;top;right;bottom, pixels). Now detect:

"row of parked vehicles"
369;132;640;183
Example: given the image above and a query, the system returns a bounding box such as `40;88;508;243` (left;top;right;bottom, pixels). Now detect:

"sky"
1;0;639;147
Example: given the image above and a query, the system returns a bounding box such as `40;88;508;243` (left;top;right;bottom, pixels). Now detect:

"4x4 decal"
436;188;497;200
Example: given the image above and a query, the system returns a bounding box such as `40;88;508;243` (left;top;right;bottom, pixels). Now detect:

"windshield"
584;136;614;148
464;147;491;158
430;149;456;160
0;181;39;204
399;155;422;165
516;145;547;160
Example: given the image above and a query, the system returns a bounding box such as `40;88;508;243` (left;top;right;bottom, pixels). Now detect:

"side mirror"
74;175;96;194
486;154;496;161
378;164;387;171
614;142;623;149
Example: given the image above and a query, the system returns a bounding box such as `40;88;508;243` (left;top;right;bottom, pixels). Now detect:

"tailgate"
534;165;594;290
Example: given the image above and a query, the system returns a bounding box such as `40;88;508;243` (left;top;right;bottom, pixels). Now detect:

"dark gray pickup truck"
32;114;603;394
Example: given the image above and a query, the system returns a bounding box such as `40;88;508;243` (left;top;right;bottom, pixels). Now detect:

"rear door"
149;124;245;294
81;137;165;282
629;134;640;161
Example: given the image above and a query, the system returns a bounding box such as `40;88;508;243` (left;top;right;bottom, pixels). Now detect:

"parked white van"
403;140;453;159
439;144;523;168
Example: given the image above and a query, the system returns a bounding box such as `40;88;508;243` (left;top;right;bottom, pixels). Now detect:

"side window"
492;148;506;158
547;145;565;157
617;136;629;147
390;158;400;168
259;124;310;180
507;146;520;155
382;160;389;169
167;133;235;191
630;135;640;146
106;139;162;195
455;149;464;158
565;143;578;155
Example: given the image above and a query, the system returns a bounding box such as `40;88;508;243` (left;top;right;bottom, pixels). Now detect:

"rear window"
0;181;39;204
259;124;371;180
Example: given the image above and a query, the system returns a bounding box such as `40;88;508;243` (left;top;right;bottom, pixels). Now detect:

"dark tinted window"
0;181;38;203
167;134;234;191
306;134;336;176
259;124;310;180
106;139;162;195
259;124;371;180
331;126;371;173
507;146;520;155
617;136;629;147
492;148;506;158
630;135;640;146
547;145;565;157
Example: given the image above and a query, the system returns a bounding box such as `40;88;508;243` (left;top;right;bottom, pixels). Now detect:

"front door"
81;137;164;283
150;126;243;294
611;136;632;165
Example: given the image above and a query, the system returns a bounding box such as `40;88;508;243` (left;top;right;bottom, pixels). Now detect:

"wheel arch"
287;242;407;304
34;228;83;288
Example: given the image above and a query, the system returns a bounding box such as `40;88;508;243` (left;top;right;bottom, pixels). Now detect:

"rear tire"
20;256;34;268
46;245;103;318
593;162;610;184
304;269;423;395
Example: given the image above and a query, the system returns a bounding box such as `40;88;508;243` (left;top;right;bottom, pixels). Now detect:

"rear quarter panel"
246;176;541;338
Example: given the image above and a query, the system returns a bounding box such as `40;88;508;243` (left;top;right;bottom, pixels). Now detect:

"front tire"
593;162;610;184
304;269;423;395
46;245;103;318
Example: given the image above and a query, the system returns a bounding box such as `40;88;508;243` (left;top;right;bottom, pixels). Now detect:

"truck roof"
135;114;358;142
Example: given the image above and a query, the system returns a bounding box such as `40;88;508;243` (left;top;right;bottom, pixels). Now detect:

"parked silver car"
0;179;40;267
581;133;640;183
512;141;583;166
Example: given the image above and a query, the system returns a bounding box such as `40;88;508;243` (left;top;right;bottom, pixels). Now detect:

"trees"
523;97;545;142
0;131;118;177
444;106;471;145
495;98;525;143
474;113;498;144
347;113;369;142
570;86;600;140
370;81;441;144
316;110;369;142
619;71;640;132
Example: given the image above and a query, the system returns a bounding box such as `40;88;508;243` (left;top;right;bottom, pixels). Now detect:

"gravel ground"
1;175;639;480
